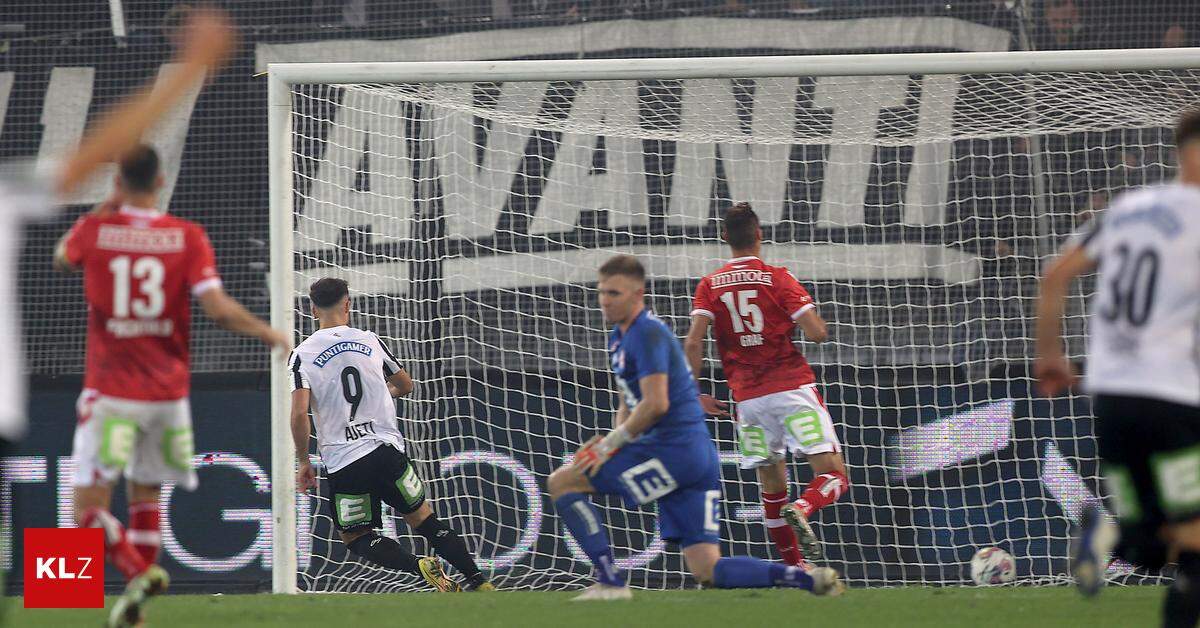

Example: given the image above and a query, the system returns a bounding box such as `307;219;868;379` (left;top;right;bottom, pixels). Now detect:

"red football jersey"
63;205;221;401
692;256;817;402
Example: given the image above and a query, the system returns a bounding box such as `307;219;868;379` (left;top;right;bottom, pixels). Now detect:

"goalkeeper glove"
573;426;633;476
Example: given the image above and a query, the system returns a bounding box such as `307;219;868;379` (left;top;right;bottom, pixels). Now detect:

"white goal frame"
267;47;1200;594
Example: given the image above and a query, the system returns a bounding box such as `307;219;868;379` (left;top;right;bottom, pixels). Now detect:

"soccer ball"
970;547;1016;585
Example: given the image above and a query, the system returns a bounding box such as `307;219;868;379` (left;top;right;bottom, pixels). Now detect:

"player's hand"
572;435;611;476
1034;352;1077;396
261;327;293;359
699;394;729;417
296;462;317;492
177;7;237;69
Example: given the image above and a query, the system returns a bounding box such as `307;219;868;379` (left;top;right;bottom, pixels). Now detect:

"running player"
1035;109;1200;627
290;278;493;592
55;145;290;627
684;202;847;565
547;254;844;600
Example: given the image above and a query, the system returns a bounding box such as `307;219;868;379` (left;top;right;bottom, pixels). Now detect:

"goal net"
270;53;1200;591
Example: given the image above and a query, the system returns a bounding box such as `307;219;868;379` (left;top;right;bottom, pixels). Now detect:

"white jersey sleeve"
371;332;404;379
289;326;407;472
288;351;311;391
1082;183;1200;407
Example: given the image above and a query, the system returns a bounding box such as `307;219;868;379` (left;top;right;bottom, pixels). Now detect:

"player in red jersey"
684;202;848;567
54;145;289;627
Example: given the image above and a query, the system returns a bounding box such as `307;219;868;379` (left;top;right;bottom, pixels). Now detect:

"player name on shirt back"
96;225;186;253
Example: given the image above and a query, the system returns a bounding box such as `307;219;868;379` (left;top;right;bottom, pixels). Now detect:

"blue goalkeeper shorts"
589;435;722;548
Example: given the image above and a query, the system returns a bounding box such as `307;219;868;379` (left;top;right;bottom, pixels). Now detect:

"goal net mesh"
283;67;1200;590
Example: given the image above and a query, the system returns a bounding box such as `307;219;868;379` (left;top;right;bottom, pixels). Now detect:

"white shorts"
71;389;197;490
735;384;841;470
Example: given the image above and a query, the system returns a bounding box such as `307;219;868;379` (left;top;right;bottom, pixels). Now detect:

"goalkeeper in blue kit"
547;255;845;600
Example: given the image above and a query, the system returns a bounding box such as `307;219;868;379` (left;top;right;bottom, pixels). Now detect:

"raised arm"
1034;245;1097;395
55;10;235;197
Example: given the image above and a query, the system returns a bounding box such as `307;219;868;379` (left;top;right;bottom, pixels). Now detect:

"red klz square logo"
23;528;104;608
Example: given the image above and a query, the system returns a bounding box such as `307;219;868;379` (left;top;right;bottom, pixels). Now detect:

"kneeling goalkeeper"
289;278;493;592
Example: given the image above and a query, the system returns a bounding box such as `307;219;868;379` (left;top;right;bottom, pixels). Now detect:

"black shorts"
1095;394;1200;532
326;444;426;533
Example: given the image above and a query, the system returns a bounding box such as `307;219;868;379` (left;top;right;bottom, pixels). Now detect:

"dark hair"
118;144;160;193
598;255;645;282
1176;109;1200;148
309;277;349;309
722;202;760;250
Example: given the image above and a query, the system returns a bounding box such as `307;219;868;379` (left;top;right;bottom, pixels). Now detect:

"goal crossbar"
267;48;1200;85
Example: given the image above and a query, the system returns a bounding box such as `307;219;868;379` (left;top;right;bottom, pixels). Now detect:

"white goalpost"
268;49;1200;594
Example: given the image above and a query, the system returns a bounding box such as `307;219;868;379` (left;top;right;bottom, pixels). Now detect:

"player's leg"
737;395;804;565
778;386;848;559
380;448;491;591
1162;518;1200;628
1133;397;1200;628
126;481;161;566
1075;394;1158;597
325;447;427;576
70;392;150;581
548;462;629;596
756;461;803;565
337;526;425;579
659;488;843;595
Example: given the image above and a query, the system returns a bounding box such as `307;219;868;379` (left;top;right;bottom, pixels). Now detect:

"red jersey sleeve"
690;277;715;319
61;215;95;267
776;268;815;321
187;225;222;296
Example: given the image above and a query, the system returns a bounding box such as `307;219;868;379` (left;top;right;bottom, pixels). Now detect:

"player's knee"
681;543;719;585
340;528;371;549
547;466;578;499
1170;519;1200;553
127;481;161;504
402;502;434;529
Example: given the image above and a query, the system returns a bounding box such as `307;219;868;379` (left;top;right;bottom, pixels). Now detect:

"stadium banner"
7;373;1093;590
10;15;1010;376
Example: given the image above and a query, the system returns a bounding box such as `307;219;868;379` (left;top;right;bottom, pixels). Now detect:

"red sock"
128;500;161;565
762;490;803;566
80;507;148;581
794;471;849;518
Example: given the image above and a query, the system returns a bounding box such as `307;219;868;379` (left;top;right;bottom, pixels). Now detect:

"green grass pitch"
8;587;1165;627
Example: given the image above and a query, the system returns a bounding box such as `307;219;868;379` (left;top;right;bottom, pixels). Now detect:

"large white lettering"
1;456;48;569
32;64;202;209
534;80;647;235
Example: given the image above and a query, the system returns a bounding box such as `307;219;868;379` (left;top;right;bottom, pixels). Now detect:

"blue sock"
554;493;624;587
712;556;814;590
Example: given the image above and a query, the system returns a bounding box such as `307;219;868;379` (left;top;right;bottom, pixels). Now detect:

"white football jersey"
0;165;57;441
1071;182;1200;407
289;325;407;472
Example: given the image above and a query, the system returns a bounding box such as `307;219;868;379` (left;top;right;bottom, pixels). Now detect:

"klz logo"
23;528;104;608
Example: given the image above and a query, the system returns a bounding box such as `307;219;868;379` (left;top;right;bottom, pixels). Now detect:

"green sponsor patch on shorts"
334;493;373;527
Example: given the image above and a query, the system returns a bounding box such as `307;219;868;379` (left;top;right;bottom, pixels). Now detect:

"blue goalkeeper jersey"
608;309;708;444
